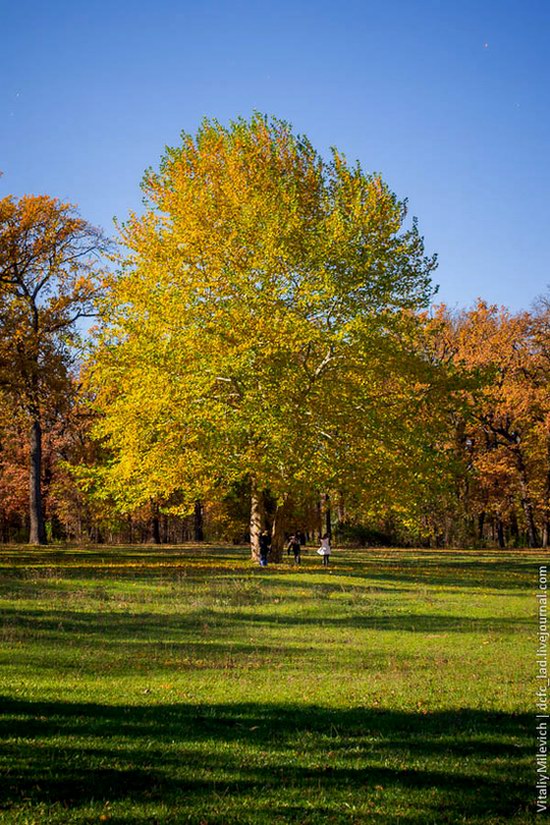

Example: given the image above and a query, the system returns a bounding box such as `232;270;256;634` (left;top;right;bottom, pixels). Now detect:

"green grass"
0;544;540;824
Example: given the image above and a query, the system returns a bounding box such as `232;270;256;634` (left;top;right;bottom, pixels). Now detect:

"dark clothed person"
287;534;301;565
259;532;270;567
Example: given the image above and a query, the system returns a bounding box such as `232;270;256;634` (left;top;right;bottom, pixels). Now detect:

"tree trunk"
249;479;263;560
510;509;519;545
271;497;291;562
325;493;332;539
337;493;346;532
150;501;161;544
478;511;485;542
543;439;550;548
496;516;506;549
514;447;539;547
29;418;47;545
194;500;204;541
316;498;323;541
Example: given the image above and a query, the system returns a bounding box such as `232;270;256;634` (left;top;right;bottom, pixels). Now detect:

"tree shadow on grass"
0;698;534;823
0;604;532;645
0;606;336;677
332;556;538;592
0;546;541;593
227;610;533;634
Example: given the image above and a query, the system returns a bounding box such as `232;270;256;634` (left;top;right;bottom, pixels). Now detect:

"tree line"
1;115;549;554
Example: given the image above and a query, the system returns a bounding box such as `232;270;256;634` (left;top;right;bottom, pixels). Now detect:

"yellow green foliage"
89;115;445;523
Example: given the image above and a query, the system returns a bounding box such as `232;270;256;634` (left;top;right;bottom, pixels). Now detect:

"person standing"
259;530;271;567
287;533;301;565
317;533;331;567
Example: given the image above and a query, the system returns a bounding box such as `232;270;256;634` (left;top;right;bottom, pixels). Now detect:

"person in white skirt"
317;533;331;567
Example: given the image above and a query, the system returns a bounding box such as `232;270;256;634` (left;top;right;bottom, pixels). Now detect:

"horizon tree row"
1;115;549;551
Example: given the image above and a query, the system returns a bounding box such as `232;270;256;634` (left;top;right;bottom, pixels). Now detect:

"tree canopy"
89;115;444;555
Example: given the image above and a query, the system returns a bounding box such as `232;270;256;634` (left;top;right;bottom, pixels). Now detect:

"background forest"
1;116;549;553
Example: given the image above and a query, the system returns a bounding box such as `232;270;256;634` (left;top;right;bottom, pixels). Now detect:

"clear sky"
1;0;548;311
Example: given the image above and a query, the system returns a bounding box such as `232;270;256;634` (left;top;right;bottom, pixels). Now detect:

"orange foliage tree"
0;195;109;543
437;300;550;548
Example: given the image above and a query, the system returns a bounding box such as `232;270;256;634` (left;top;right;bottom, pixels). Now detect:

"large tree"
0;194;108;544
90;114;439;557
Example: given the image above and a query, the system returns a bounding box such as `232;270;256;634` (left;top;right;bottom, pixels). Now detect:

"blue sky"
1;0;548;311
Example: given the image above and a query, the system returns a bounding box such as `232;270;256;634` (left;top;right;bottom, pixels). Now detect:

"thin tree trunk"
150;500;161;544
478;511;485;542
543;439;550;548
250;479;263;560
194;500;204;541
496;516;506;549
514;447;539;547
316;498;323;541
325;493;332;539
510;509;518;539
29;418;46;545
337;493;346;527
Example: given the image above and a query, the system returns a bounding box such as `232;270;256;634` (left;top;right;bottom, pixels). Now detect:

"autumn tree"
435;300;550;548
89;114;440;558
529;297;550;545
0;195;109;544
0;393;28;541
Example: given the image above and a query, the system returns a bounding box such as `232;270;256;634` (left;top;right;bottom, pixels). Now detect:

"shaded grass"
0;544;541;823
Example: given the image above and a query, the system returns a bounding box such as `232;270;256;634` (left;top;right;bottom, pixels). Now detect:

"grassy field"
0;544;540;824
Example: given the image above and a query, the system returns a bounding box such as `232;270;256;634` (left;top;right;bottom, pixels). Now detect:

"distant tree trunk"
316;498;323;541
478;512;485;542
496;516;506;549
514;447;539;547
250;479;263;560
162;513;169;543
325;493;332;539
510;509;519;546
150;501;161;544
194;500;204;541
337;493;346;528
29;418;47;545
543;440;550;548
443;516;452;547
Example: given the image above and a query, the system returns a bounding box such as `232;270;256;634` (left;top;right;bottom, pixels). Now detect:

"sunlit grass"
0;544;539;823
